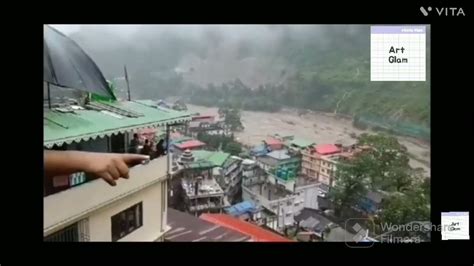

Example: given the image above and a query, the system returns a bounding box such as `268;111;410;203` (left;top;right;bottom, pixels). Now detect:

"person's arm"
44;150;149;186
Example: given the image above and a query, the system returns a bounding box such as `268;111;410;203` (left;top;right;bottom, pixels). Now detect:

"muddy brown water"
186;104;431;177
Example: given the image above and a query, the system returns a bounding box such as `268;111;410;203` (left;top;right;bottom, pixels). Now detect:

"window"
44;219;89;242
44;223;79;242
111;202;143;241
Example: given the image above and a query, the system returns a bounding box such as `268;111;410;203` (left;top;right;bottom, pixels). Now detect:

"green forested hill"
69;25;430;137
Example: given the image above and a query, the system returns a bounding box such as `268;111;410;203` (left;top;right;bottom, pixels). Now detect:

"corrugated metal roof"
174;140;206;150
315;144;341;155
200;213;293;242
166;208;251;242
289;138;315;148
44;101;191;148
192;150;230;167
266;149;291;160
265;137;283;146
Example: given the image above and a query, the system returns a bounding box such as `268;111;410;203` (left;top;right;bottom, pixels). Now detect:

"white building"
43;100;191;242
44;158;169;242
241;159;325;233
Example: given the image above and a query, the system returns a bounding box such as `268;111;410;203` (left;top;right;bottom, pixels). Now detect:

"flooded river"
187;104;431;177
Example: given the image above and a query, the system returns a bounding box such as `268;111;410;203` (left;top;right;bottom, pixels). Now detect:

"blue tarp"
250;144;269;156
225;201;257;217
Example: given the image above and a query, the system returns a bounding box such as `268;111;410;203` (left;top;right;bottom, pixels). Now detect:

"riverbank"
186;104;431;177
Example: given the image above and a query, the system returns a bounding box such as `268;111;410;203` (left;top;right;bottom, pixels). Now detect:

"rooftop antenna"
47;82;52;109
124;65;131;101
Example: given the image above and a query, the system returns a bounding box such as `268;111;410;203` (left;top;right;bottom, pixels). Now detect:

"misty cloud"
57;25;369;88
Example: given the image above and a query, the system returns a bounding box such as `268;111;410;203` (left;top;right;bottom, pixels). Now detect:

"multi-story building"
188;121;228;137
43;99;191;242
301;144;341;186
301;143;370;187
242;175;297;232
255;149;300;173
301;149;320;181
240;159;322;233
215;155;243;204
170;150;227;216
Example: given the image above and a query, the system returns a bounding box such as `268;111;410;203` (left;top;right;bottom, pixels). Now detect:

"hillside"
69;25;430;139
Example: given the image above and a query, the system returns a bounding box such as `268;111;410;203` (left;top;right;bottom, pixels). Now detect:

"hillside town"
44;92;430;242
43;24;430;243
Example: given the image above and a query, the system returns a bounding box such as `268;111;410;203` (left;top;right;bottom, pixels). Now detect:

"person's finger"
101;172;117;186
121;154;150;167
108;163;120;180
115;159;130;179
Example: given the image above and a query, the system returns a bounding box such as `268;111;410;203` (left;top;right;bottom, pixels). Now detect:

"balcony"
44;156;169;236
44;219;90;242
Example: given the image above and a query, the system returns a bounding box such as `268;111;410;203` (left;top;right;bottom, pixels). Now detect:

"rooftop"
295;175;319;187
314;144;341;155
225;201;257;217
265;137;283;146
166;208;251;242
289;137;315;148
200;214;293;242
266;149;291;160
174;139;206;150
244;181;292;200
222;156;240;169
192;150;230;168
44;100;191;148
182;177;224;198
295;208;334;233
294;208;355;241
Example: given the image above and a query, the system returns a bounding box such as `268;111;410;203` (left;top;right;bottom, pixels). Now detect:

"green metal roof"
44;101;191;148
135;99;194;117
191;150;230;168
222;156;239;168
289;137;315;148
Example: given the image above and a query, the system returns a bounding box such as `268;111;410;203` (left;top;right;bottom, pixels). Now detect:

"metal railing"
44;219;90;242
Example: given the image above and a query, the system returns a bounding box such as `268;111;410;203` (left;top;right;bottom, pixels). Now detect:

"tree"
329;161;370;217
355;133;412;192
223;141;242;156
222;108;244;132
329;133;418;217
377;183;430;238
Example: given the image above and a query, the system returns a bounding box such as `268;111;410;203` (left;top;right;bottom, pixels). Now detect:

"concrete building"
44;99;191;242
301;144;344;187
170;150;227;216
215;155;243;204
241;159;324;233
263;136;284;151
242;177;297;230
255;149;300;172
